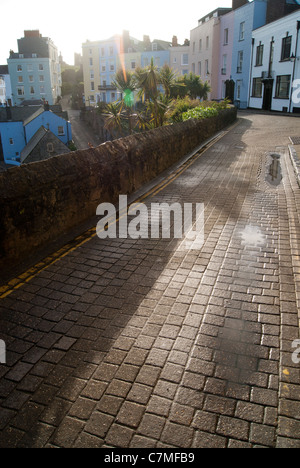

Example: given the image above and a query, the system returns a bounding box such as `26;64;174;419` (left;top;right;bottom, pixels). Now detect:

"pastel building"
190;7;232;100
0;66;13;106
0;104;72;165
231;0;269;108
7;30;61;106
249;10;300;112
218;11;235;100
169;37;190;76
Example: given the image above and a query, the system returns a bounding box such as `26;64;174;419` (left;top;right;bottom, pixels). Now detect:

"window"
182;54;189;66
237;51;243;73
192;63;195;74
173;57;177;64
109;46;114;56
110;61;115;72
91;82;95;91
27;64;33;72
224;28;229;45
152;43;158;51
101;65;106;72
237;81;242;100
18;76;23;83
40;86;45;94
205;60;209;75
131;61;136;70
198;62;201;76
17;65;22;72
30;86;35;94
222;55;227;75
90;71;94;79
58;126;65;135
39;75;44;82
32;53;37;58
9;138;14;145
206;36;209;49
275;75;291;99
17;86;24;96
199;39;202;51
256;43;264;67
39;64;44;71
29;75;34;82
239;22;245;41
281;35;292;61
89;58;93;66
47;143;54;153
101;48;105;57
193;42;195;53
252;78;263;98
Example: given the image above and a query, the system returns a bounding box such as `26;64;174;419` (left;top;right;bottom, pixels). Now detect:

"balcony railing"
98;85;117;91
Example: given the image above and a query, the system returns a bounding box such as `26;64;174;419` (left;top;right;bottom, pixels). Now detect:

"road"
0;112;299;448
61;96;102;150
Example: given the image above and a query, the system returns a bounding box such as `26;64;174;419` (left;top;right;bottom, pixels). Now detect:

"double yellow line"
0;125;235;300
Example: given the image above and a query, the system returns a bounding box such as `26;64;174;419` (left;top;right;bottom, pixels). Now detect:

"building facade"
0;104;72;165
7;30;61;106
189;8;232;101
0;66;13;106
230;0;268;108
82;32;171;106
249;10;300;113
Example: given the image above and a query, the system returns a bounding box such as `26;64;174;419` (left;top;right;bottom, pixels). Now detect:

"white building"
249;10;300;113
0;66;13;106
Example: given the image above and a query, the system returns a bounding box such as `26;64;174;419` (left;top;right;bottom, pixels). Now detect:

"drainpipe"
248;38;255;108
289;20;300;113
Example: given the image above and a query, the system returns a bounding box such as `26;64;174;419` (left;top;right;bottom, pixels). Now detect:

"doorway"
262;79;273;111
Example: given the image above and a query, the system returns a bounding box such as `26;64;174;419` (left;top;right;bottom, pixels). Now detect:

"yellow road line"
0;122;238;299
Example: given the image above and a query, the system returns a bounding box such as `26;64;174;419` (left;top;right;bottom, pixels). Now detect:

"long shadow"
0;117;255;448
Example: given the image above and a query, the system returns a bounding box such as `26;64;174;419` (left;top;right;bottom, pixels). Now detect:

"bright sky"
0;0;232;65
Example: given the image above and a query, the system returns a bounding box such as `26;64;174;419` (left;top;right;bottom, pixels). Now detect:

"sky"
0;0;232;65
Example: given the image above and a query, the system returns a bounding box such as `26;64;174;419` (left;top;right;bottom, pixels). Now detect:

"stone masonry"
0;112;299;448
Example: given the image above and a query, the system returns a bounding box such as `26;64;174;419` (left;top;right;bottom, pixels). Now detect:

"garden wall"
0;107;237;274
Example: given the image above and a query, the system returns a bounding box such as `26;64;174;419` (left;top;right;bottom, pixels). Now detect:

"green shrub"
182;106;219;121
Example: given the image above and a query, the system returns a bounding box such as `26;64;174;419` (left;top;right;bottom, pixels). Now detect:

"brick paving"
0;113;300;448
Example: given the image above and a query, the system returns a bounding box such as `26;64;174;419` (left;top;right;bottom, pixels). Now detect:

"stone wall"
0;107;237;273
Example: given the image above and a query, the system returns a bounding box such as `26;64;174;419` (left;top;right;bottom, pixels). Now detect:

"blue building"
0;104;72;165
231;0;268;108
7;30;61;106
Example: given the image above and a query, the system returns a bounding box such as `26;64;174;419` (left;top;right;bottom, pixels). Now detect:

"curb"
288;145;300;188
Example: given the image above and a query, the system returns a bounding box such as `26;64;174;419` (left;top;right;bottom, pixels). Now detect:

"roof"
21;126;70;163
0;105;69;123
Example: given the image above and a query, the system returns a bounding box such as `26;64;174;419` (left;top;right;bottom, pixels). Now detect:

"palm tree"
112;69;137;134
102;101;124;137
159;64;179;98
135;58;160;102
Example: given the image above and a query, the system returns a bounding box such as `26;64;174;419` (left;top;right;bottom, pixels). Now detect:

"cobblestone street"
0;113;299;448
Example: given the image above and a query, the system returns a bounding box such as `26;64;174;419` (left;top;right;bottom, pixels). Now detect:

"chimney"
172;35;178;47
44;101;50;111
232;0;249;10
24;30;41;38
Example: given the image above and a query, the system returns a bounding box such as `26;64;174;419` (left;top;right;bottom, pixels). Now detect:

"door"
263;80;273;111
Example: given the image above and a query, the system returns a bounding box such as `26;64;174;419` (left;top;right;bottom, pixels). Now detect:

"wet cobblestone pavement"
0;113;299;448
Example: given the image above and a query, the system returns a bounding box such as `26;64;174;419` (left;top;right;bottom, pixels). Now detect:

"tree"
102;101;124;137
159;64;179;98
135;58;160;102
112;69;137;134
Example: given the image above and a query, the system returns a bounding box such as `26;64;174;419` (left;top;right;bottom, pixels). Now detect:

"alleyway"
0;113;299;448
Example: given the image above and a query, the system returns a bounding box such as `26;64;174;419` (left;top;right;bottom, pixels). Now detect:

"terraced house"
7;30;62;106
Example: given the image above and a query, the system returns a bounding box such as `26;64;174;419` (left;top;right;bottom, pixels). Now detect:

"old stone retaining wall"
0;107;237;273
